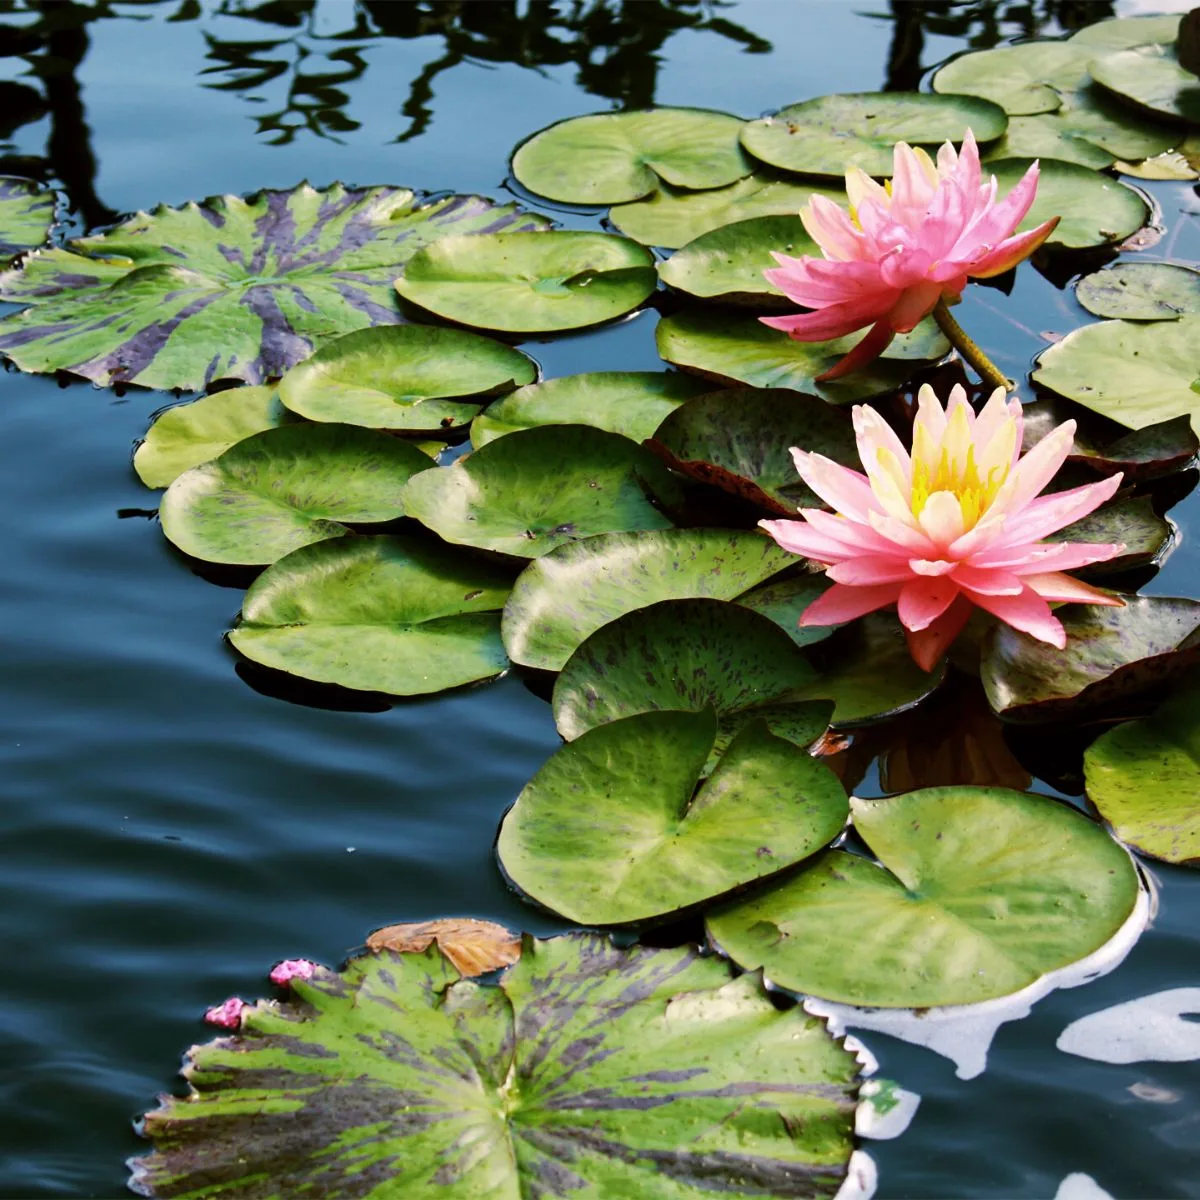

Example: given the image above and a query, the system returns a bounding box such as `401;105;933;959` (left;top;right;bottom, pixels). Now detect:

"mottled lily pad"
277;325;537;432
0;183;548;390
501;528;795;671
981;595;1200;722
228;535;513;695
1033;316;1200;431
737;573;838;648
395;231;656;333
134;386;288;489
1075;262;1200;320
933;42;1093;116
707;786;1139;1007
981;113;1118;169
402;426;679;558
609;172;845;250
657;215;815;306
656;309;941;404
1085;679;1200;866
133;935;860;1197
498;710;848;925
740;93;1007;179
511;107;751;204
986;158;1148;249
0;176;55;257
1090;44;1200;126
471;371;706;449
647;387;857;514
552;599;831;762
1058;496;1175;575
159;423;435;566
1070;14;1181;51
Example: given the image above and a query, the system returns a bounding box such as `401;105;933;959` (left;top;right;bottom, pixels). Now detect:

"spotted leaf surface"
132;935;860;1198
0;183;549;391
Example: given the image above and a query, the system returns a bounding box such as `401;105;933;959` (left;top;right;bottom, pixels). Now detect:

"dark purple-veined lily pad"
131;935;860;1197
1058;496;1176;576
0;183;549;391
981;595;1200;722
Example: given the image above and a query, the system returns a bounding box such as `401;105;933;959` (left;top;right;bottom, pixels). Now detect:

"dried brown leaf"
366;918;522;977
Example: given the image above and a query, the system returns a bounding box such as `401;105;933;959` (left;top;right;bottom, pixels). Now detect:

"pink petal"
1021;572;1126;605
204;997;248;1030
991;474;1123;547
792;452;879;522
761;298;892;343
905;594;974;671
991;420;1077;517
852;403;912;485
270;959;318;987
975;540;1125;574
917;490;966;549
815;319;897;381
909;558;957;576
885;280;945;332
802;507;906;553
800;581;903;627
970;218;1059;279
950;564;1023;595
869;509;939;556
961;584;1065;646
826;555;915;585
766;256;887;305
801;194;868;261
759;518;860;563
897;575;960;632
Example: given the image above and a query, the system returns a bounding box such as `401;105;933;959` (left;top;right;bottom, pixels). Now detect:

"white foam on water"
856;1079;921;1141
1055;1172;1115;1200
1057;987;1200;1064
803;868;1153;1080
834;1150;878;1200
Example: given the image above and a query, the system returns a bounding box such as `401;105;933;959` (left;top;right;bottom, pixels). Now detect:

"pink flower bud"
269;958;318;987
204;997;248;1029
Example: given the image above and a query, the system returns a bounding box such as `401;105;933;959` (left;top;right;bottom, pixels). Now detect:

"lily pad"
1084;679;1200;865
656;309;939;404
980;114;1120;169
1075;261;1200;320
471;371;706;449
0;183;548;391
511;107;751;204
133;935;860;1197
985;158;1148;249
159;423;435;566
933;42;1094;116
981;595;1200;722
608;172;845;250
740;93;1008;179
1032;316;1200;432
0;176;55;257
1070;14;1181;51
498;710;848;926
228;535;513;695
402;425;679;558
657;215;815;306
394;231;656;333
277;325;537;432
1090;44;1200;126
1058;496;1175;575
134;386;288;489
647;387;857;514
707;786;1139;1007
501;528;795;671
552;599;831;759
737;573;838;648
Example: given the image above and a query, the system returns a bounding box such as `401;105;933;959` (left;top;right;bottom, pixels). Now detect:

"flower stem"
932;298;1012;392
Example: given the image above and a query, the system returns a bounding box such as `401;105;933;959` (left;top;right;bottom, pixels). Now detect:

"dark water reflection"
0;1;1197;1197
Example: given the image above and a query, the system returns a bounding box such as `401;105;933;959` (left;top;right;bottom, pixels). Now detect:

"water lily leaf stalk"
932;297;1012;390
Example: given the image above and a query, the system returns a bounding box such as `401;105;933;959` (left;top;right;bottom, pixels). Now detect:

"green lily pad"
501;528;795;671
656;309;939;404
511;107;751;204
402;426;679;559
933;42;1094;116
498;710;848;926
1058;496;1175;575
737;573;838;648
1070;14;1181;51
793;613;946;727
707;786;1139;1007
1075;261;1200;320
740;93;1008;179
471;371;706;449
657;215;815;307
277;325;536;433
1090;44;1200;126
980;114;1119;169
395;231;656;333
552;599;831;762
228;535;512;695
981;595;1200;722
134;386;288;489
159;423;435;566
648;387;857;514
1084;679;1200;866
0;183;548;391
985;158;1148;249
133;935;860;1198
1032;316;1200;431
609;172;845;251
0;176;55;257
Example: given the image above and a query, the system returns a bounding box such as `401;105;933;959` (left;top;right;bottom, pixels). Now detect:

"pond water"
0;1;1197;1197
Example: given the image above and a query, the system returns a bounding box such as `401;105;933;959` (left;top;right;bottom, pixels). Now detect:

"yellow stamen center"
911;442;1009;528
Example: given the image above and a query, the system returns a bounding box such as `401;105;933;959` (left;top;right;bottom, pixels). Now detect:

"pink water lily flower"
760;384;1126;671
761;130;1059;380
269;958;318;987
204;996;248;1030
